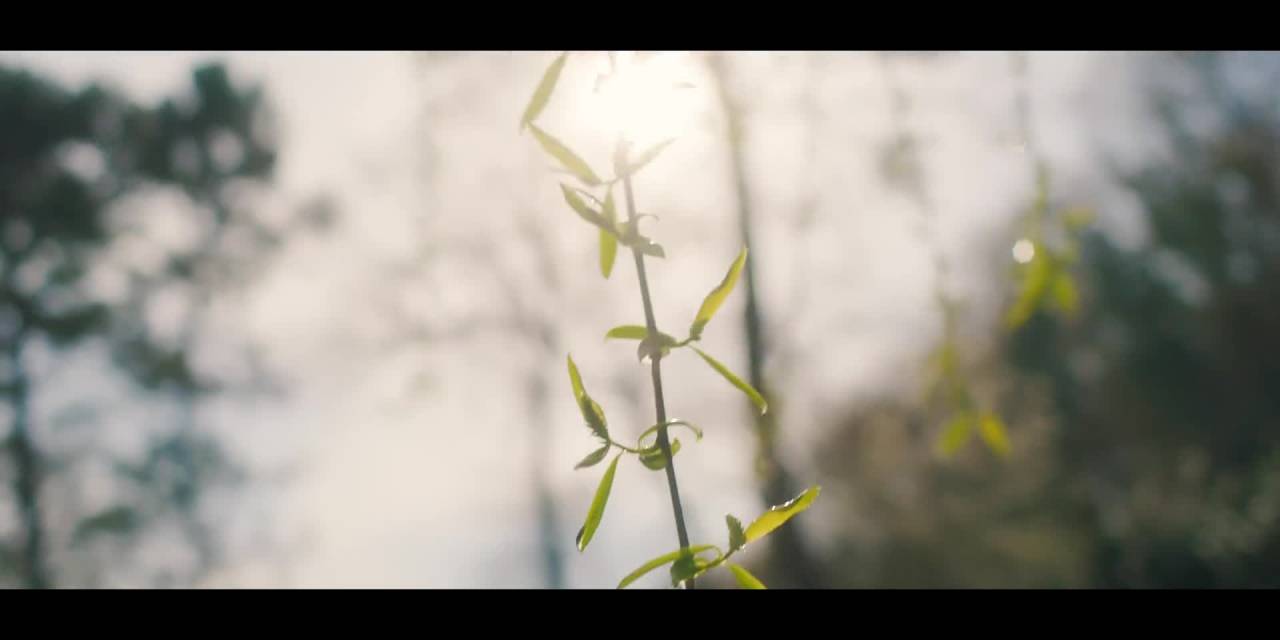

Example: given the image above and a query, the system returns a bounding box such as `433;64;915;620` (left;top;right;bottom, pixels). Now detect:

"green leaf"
567;354;585;403
605;325;649;341
670;546;722;587
616;138;675;179
599;189;618;278
560;184;612;231
617;544;717;589
531;125;602;186
726;515;747;553
601;186;617;225
744;485;821;544
599;228;618;279
937;413;975;458
575;444;611;470
979;413;1012;458
519;52;567;131
581;396;609;441
1051;272;1078;315
639;438;681;470
567;355;608;440
576;454;621;552
637;420;703;450
691;347;768;415
689;247;748;340
728;563;767;589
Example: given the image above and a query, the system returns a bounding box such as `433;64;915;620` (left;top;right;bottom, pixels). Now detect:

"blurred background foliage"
2;50;1279;588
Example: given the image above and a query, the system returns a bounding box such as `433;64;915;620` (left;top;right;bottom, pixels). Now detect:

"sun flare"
591;52;700;151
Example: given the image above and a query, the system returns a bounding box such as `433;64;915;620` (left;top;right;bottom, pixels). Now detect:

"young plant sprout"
519;51;820;589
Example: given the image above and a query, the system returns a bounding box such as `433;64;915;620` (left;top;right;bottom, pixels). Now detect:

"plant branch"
619;149;695;589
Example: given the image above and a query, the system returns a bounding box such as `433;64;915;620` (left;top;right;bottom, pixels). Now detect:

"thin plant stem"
619;148;695;589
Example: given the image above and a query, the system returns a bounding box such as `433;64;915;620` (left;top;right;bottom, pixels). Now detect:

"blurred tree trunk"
5;330;49;589
705;52;827;589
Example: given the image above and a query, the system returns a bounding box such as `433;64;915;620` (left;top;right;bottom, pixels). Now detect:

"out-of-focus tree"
813;51;1280;588
1;61;311;588
702;51;827;588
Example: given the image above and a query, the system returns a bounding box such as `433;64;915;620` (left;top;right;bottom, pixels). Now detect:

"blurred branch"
704;51;827;589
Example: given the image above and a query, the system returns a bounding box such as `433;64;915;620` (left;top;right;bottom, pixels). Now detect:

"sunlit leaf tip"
728;563;766;589
691;347;768;415
566;354;585;402
743;485;820;544
689;246;748;340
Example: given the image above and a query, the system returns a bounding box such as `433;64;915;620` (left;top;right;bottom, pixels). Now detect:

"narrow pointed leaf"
605;325;649;341
520;52;567;131
617;544;716;589
728;563;767;589
691;347;767;415
639;438;681;470
567;355;608;440
600;228;618;278
727;515;747;553
531;125;602;186
575;444;611;470
599;189;618;278
566;354;585;403
581;396;609;441
576;454;621;552
689;247;748;340
937;413;974;458
560;184;611;231
979;413;1012;458
744;485;820;544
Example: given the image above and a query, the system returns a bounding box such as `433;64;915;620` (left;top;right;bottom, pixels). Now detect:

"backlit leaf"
744;485;820;543
531;125;602;186
605;325;649;341
519;52;567;131
617;544;716;589
728;563;766;589
576;454;621;552
575;444;610;470
691;347;767;415
689;247;747;340
560;184;611;231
